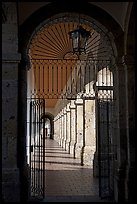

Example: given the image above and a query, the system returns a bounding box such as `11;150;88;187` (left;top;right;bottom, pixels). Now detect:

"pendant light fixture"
69;14;90;55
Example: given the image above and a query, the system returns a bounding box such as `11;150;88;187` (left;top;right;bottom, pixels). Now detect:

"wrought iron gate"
96;64;116;199
25;12;118;201
27;59;116;200
28;98;45;199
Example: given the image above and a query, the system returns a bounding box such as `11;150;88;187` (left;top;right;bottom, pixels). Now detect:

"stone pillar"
59;112;62;146
60;110;64;147
75;99;84;161
66;103;71;152
115;56;128;202
54;115;60;142
69;100;76;157
82;99;96;167
2;2;21;202
58;115;60;142
62;108;67;149
124;55;135;202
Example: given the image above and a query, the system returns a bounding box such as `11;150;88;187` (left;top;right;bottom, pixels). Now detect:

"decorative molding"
2;53;21;63
122;55;135;66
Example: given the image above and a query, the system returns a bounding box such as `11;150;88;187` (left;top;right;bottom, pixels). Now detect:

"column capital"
75;98;83;105
69;104;76;109
66;103;71;112
63;109;67;115
66;108;70;113
2;53;21;63
69;100;76;109
122;54;135;65
82;96;95;100
116;55;135;66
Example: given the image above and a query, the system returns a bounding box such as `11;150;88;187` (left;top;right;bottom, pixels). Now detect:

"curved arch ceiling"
18;2;128;31
28;14;113;108
29;14;113;60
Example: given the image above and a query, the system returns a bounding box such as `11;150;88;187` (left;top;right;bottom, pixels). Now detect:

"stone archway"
41;112;54;139
18;2;124;202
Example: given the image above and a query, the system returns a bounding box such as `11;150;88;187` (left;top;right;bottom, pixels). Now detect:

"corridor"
42;138;110;202
2;2;135;202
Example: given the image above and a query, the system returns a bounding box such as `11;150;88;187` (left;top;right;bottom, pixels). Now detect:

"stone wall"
2;2;21;202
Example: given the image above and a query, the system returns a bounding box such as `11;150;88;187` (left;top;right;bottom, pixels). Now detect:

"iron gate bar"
28;98;45;199
107;99;111;198
27;58;115;200
42;99;45;198
29;101;32;192
97;96;114;198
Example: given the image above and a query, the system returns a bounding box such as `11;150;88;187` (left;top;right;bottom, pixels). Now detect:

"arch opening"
24;8;118;202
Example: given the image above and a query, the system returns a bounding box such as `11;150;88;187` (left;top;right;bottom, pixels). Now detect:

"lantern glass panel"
71;31;79;50
69;26;90;54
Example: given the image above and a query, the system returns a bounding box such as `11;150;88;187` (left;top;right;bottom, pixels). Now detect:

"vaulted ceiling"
19;2;129;109
28;13;113;109
29;21;94;60
18;2;129;30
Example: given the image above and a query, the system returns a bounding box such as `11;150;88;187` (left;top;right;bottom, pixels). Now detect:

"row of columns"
54;98;96;167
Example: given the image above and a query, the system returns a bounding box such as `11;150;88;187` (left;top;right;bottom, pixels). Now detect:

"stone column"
54;115;59;142
115;56;128;202
124;55;135;202
75;98;84;161
82;99;96;167
60;110;64;147
59;112;62;146
58;114;61;142
2;2;21;202
66;103;71;152
69;100;76;157
62;108;67;149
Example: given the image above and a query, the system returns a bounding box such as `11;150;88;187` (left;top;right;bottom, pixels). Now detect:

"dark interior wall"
125;3;135;202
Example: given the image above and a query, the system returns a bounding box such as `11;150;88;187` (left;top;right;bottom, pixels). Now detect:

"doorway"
25;12;117;202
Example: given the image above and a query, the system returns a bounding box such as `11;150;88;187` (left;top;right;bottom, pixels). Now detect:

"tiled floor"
42;138;109;202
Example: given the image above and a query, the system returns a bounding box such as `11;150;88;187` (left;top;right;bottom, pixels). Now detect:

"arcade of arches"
2;2;135;202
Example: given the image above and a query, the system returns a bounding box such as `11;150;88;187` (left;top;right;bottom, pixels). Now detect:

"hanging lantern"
69;26;90;55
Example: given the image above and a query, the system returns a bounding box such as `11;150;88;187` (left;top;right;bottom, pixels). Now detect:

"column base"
93;152;99;177
69;141;75;156
116;166;127;202
65;140;70;153
126;165;135;202
82;145;96;167
2;168;20;202
75;143;83;159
